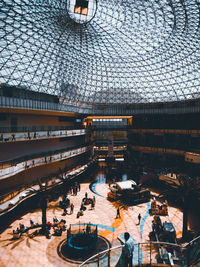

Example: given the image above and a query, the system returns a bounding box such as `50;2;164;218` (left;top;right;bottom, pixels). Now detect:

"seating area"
0;171;199;266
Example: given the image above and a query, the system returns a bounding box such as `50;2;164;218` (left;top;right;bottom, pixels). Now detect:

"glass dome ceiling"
0;0;200;106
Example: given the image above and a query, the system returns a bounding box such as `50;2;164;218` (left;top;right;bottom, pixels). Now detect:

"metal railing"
0;96;93;114
183;235;200;266
0;125;84;133
0;146;90;179
79;245;123;267
184;235;200;248
0;141;93;167
0;128;86;143
79;241;188;267
1;96;200;115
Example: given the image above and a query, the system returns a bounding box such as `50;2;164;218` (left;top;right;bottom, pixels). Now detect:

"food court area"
0;167;200;267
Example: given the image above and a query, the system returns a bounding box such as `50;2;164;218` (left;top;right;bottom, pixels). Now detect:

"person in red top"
47;221;52;230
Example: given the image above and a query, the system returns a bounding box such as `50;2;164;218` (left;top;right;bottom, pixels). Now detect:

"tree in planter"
40;188;60;234
159;174;200;240
38;176;64;235
38;179;51;234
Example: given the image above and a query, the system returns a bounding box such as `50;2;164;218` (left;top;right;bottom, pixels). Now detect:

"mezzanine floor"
0;172;198;267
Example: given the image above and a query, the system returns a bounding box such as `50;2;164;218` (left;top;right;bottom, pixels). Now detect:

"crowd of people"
77;192;96;218
70;182;80;196
59;182;96;219
59;182;81;215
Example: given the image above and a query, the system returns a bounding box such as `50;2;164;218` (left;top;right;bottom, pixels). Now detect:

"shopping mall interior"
0;0;200;266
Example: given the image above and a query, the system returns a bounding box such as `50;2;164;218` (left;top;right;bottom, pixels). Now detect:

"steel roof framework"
0;0;200;107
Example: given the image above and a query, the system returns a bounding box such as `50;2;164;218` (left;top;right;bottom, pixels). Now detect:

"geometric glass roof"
0;0;200;106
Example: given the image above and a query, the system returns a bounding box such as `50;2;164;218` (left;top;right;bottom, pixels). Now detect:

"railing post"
108;248;111;267
150;242;152;266
97;254;100;267
138;243;140;266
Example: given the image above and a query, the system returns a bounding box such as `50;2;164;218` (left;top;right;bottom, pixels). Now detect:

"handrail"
0;146;91;179
1;96;200;115
79;241;183;267
0;141;92;166
0;125;84;133
79;245;124;266
0;128;86;143
184;235;200;247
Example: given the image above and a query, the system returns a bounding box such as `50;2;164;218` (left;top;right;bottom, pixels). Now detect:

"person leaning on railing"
123;232;134;267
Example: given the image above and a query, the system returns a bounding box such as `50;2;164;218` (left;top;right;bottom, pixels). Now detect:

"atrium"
0;0;200;266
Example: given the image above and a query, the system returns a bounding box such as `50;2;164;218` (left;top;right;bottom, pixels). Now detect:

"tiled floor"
0;178;187;267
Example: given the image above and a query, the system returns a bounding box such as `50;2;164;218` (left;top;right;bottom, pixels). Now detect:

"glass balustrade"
0;129;86;143
0;146;90;179
0;125;84;133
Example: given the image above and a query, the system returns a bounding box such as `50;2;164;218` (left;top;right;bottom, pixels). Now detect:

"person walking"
70;203;74;214
63;194;67;202
116;207;120;219
72;186;75;196
123;232;134;267
73;183;77;195
91;199;95;209
63;204;67;214
138;213;141;225
75;185;77;195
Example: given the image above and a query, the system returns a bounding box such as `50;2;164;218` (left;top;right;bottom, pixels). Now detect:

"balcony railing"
79;241;189;267
0;128;86;143
0;146;90;179
129;129;200;134
0;125;84;133
1;96;200;115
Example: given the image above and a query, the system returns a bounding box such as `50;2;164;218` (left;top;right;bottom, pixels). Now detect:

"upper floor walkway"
0;160;95;214
0;127;86;143
0;145;90;179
